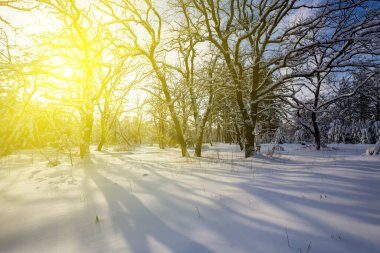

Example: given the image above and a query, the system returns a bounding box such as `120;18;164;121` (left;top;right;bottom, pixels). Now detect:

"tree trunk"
312;112;321;150
195;94;213;157
216;124;221;142
181;95;188;138
313;73;322;150
208;119;213;146
176;122;188;156
158;115;166;149
194;131;204;157
151;59;188;157
234;122;244;151
137;116;142;144
243;102;258;158
244;125;255;158
97;116;106;151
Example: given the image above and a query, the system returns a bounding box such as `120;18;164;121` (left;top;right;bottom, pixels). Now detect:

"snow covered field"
1;143;379;253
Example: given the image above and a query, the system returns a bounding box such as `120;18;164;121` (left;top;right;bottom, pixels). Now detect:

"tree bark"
234;122;244;151
158;115;166;149
243;101;258;158
312;112;321;150
97;116;106;151
195;92;213;157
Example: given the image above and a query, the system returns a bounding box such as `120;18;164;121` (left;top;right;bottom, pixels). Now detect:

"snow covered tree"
288;1;380;149
326;73;380;144
369;121;380;143
176;0;380;156
274;127;286;144
327;120;343;143
294;128;306;144
366;140;380;155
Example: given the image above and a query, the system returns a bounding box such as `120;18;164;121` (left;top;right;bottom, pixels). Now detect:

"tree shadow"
83;163;214;253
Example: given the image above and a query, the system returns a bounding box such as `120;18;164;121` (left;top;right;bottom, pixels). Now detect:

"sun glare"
49;57;75;79
63;66;74;78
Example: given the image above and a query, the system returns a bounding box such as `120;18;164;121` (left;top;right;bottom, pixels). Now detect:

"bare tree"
0;26;41;155
96;57;143;151
179;0;380;157
0;0;35;26
98;0;189;156
145;90;170;149
193;58;218;157
288;2;380;149
35;0;115;158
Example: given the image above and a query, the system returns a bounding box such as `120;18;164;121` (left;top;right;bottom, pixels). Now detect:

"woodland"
0;0;379;157
1;2;380;253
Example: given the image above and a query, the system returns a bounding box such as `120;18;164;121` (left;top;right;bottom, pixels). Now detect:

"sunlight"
49;56;76;79
63;66;74;78
0;1;379;253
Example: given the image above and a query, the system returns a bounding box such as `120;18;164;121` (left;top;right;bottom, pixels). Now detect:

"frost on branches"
328;120;380;144
274;128;285;144
294;128;306;144
328;120;343;143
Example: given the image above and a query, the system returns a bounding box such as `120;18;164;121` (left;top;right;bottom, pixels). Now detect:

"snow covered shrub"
350;123;362;143
274;128;285;144
328;120;343;143
255;144;261;152
272;145;284;151
294;128;306;144
360;128;370;144
265;148;274;157
366;141;380;155
369;121;380;143
327;121;380;144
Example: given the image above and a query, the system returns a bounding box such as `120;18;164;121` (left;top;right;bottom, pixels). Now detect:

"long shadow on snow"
244;185;380;252
84;162;214;253
232;162;380;252
87;152;294;252
89;148;380;252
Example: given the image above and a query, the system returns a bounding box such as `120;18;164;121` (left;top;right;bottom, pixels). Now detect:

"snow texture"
1;143;380;253
366;141;380;156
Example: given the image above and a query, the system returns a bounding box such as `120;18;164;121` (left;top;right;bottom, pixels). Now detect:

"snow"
366;141;380;156
1;143;380;253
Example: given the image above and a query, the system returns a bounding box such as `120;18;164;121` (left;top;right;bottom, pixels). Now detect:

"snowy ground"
1;143;380;253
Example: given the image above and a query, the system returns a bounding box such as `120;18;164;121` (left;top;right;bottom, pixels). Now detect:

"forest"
1;0;379;159
1;1;380;253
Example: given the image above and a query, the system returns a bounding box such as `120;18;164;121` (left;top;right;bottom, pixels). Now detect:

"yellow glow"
49;57;75;79
63;66;74;78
